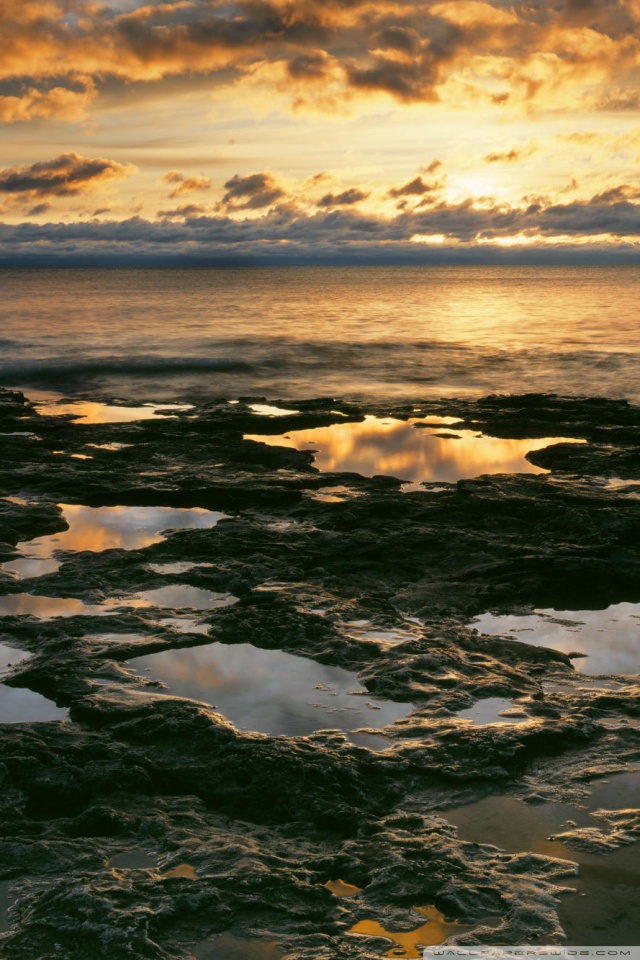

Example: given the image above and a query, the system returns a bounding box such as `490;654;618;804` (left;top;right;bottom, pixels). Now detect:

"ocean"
3;264;640;403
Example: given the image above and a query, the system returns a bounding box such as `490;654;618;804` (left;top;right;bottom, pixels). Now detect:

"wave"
0;356;255;385
2;342;640;404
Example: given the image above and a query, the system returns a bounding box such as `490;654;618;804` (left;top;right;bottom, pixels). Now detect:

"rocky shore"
0;388;638;959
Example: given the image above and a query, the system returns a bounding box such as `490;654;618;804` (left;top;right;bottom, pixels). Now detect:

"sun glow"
2;0;640;258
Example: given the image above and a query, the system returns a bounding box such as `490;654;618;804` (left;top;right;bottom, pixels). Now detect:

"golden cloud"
162;170;212;197
0;80;96;123
0;152;134;200
3;0;640;116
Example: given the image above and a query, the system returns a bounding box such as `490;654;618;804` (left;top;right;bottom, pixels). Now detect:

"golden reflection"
34;398;191;424
325;879;362;898
4;505;225;580
349;904;484;957
245;416;584;483
163;863;198;880
0;594;93;618
249;403;300;417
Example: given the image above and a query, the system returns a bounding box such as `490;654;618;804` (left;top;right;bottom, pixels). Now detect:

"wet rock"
1;389;640;957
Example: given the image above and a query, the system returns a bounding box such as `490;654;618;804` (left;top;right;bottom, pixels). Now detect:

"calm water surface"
3;266;640;402
245;416;583;483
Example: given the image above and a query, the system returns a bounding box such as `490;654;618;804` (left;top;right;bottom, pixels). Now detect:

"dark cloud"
388;176;440;198
317;188;369;207
4;185;640;265
162;171;212;198
345;55;439;101
26;202;51;216
157;203;210;219
0;152;131;199
287;53;328;80
3;0;640;112
305;172;332;186
373;26;421;55
484;146;537;163
221;172;285;209
0;80;96;123
589;184;640;203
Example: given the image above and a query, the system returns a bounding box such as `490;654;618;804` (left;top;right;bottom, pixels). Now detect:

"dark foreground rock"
0;389;638;958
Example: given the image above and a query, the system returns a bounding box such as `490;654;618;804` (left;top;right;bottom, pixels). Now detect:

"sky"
3;0;640;263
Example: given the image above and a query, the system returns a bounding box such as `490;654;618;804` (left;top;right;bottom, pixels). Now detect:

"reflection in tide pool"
192;933;285;960
0;643;69;722
325;879;362;897
30;390;193;424
127;641;411;738
2;504;227;579
0;585;238;620
0;594;106;619
446;771;640;946
248;403;300;417
0;683;69;723
456;697;523;725
472;603;640;675
0;642;31;674
147;562;214;575
132;585;238;611
448;771;640;855
0;684;70;723
245;416;583;483
349;904;492;956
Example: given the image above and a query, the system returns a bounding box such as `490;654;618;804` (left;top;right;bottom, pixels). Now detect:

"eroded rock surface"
0;389;639;958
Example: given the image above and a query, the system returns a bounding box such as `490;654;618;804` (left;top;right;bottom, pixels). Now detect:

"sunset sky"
3;0;640;263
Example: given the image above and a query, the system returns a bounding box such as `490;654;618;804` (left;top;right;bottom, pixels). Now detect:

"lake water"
3;266;640;402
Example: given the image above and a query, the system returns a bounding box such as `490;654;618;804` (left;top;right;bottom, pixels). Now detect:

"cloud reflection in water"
245;416;583;483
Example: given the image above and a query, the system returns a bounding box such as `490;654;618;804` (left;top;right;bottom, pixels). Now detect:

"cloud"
388;176;441;198
304;172;333;187
5;182;640;265
0;152;133;200
221;172;285;209
156;203;210;219
26;202;51;217
581;183;640;203
483;144;538;163
0;80;96;123
287;53;329;80
162;171;212;198
2;0;640;116
316;188;369;207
